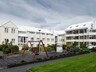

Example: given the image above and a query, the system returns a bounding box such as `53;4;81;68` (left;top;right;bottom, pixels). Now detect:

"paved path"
0;52;64;69
0;52;95;72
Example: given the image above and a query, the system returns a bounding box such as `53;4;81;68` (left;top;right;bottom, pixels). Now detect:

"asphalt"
0;52;95;72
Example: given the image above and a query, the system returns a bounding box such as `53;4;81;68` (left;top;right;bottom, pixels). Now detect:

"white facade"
18;26;56;50
55;31;65;45
0;21;65;50
65;21;96;48
0;21;18;45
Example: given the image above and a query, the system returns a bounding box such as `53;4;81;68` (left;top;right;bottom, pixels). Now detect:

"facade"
18;26;56;50
0;21;18;45
55;31;65;45
2;20;96;50
0;21;66;50
65;21;96;48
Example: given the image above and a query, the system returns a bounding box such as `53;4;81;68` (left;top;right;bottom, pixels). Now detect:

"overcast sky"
0;0;96;30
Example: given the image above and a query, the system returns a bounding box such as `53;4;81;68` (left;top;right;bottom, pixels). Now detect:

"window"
42;38;45;41
11;28;15;33
37;38;40;41
5;28;8;33
51;39;54;41
14;29;15;33
11;28;13;33
30;32;35;34
12;39;15;43
5;39;9;43
42;33;45;35
31;38;34;41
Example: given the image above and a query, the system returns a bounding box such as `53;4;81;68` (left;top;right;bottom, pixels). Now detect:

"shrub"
36;58;42;61
3;45;11;54
46;44;55;52
11;45;19;54
91;47;96;52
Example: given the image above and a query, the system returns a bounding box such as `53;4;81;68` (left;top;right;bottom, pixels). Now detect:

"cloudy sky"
0;0;96;30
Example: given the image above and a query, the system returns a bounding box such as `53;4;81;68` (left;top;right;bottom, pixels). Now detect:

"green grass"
31;53;96;72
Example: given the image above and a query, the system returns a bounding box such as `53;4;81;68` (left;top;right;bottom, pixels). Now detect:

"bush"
36;58;42;61
3;45;11;54
62;44;67;50
91;47;96;52
11;45;19;54
46;44;55;52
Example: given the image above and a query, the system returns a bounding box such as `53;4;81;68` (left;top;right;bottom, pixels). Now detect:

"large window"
12;39;15;43
5;28;8;33
11;28;15;33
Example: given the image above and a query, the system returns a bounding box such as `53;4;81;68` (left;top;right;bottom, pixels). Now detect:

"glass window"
5;28;8;33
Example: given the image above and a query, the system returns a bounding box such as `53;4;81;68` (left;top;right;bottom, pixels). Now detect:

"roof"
18;25;53;34
18;34;28;37
65;21;93;31
54;30;65;36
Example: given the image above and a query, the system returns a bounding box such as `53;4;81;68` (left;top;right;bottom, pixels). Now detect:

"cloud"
0;0;96;30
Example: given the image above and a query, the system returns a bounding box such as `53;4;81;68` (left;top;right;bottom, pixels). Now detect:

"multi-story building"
0;21;65;50
65;21;96;48
18;26;55;50
55;31;65;45
0;21;18;45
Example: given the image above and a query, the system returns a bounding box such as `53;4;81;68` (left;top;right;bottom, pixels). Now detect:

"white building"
65;21;96;48
54;31;65;45
0;21;18;45
0;21;65;50
18;26;56;50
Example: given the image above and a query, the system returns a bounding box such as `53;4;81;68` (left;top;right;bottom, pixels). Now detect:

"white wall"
0;21;18;45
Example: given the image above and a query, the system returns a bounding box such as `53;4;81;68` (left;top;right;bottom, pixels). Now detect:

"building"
65;21;96;48
0;21;18;45
54;31;65;45
0;21;65;50
18;26;55;50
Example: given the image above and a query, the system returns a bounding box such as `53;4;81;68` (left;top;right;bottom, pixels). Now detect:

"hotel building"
65;21;96;48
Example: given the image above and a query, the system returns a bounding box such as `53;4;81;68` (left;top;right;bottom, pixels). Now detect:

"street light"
38;29;41;53
39;30;41;41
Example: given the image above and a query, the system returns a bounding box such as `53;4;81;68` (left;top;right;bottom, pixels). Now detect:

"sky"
0;0;96;30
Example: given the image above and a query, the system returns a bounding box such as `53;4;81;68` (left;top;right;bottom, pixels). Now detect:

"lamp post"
38;29;41;53
39;30;41;41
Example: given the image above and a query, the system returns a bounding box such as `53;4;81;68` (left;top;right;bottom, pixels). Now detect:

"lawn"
30;53;96;72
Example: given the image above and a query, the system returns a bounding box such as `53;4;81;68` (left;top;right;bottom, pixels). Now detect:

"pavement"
0;52;64;69
0;52;94;72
